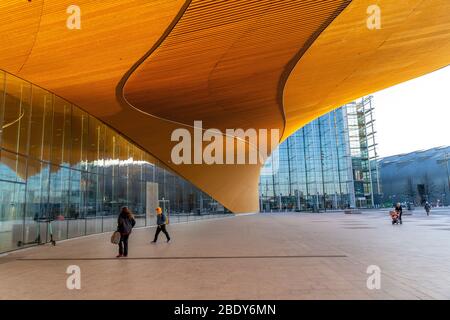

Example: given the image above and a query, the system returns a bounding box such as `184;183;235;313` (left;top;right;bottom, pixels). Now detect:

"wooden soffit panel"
0;0;350;213
124;0;350;133
283;0;450;139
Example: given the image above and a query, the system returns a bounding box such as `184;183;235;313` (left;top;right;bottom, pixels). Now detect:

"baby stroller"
390;210;401;225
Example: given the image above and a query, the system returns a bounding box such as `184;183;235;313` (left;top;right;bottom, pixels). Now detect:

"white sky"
372;66;450;158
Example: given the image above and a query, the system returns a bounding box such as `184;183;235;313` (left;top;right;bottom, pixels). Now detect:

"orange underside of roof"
0;0;449;212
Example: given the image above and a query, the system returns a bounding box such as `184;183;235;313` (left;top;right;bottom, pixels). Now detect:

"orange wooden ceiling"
283;0;450;139
124;0;350;132
1;0;449;213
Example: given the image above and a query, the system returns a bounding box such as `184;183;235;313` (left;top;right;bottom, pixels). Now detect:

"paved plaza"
1;208;450;299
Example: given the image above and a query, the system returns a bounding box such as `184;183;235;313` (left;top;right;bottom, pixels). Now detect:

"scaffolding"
344;96;381;207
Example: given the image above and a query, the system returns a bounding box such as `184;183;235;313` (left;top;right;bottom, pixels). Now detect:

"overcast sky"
372;66;450;158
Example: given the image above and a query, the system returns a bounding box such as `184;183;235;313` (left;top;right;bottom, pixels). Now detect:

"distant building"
259;96;382;211
379;146;450;206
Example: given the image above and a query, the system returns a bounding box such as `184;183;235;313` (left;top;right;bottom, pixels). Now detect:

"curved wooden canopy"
1;0;449;213
283;0;450;139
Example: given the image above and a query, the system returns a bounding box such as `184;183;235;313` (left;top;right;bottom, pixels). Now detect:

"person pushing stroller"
390;203;403;225
390;210;400;225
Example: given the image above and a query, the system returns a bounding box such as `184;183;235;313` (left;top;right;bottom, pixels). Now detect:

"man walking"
424;202;431;216
151;207;171;243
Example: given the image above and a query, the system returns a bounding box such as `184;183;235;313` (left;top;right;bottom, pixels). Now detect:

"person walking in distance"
424;201;431;216
116;207;136;258
394;202;403;225
151;207;171;243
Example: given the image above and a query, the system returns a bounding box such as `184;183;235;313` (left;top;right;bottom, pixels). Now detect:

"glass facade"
0;70;229;254
260;96;382;212
379;146;450;207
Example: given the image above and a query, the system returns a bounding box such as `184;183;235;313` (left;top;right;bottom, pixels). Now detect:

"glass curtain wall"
0;70;230;253
259;97;381;212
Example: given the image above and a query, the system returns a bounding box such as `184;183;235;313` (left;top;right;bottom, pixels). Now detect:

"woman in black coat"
117;207;136;258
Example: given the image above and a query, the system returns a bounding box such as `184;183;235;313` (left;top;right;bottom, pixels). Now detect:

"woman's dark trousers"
119;234;130;256
154;225;170;242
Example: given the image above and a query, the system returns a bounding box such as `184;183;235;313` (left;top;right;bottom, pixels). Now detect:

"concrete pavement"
1;209;450;299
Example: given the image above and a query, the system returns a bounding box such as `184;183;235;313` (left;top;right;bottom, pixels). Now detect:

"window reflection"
1;73;31;155
0;150;27;183
52;96;72;166
0;70;227;253
29;87;53;160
